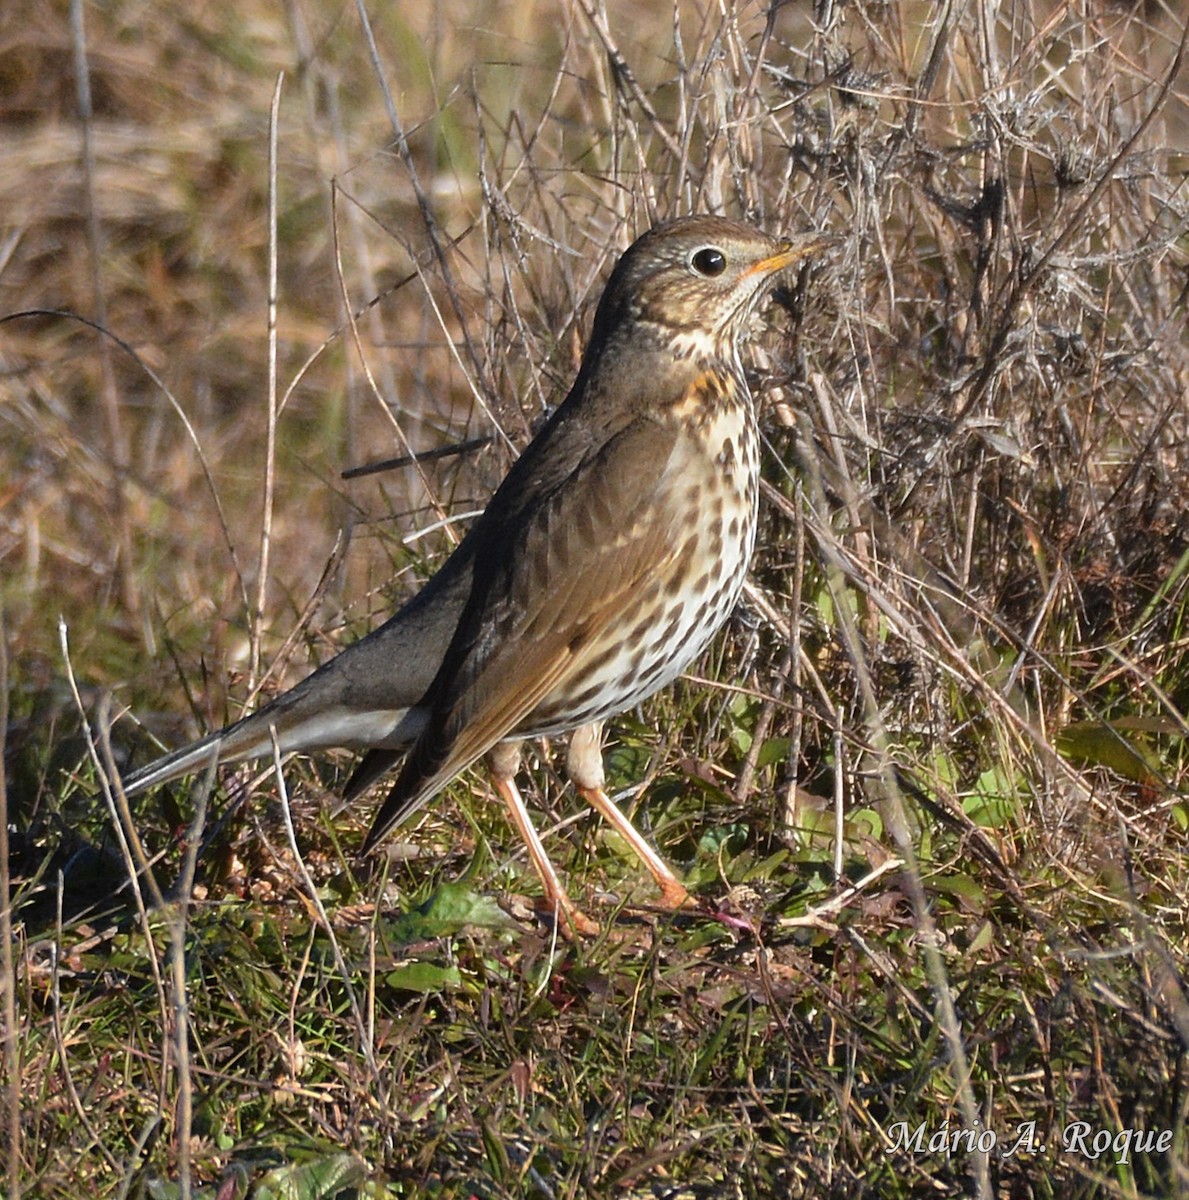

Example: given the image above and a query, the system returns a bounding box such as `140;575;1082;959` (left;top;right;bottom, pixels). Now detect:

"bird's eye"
691;247;727;277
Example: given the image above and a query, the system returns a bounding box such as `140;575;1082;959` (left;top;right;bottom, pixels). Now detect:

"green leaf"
850;807;883;838
254;1154;365;1200
729;724;752;754
1057;720;1161;782
384;881;511;942
742;848;789;883
384;961;464;993
962;765;1021;828
928;871;987;910
756;737;791;770
696;823;748;858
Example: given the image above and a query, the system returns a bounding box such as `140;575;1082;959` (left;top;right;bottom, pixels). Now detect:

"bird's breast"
523;376;759;738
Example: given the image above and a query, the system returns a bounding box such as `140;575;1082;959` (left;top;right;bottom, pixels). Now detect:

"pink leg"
567;723;692;910
489;742;599;938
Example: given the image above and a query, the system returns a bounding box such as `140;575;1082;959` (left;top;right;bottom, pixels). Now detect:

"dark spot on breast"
662;607;685;642
625;617;651;650
567;681;606;709
638;659;667;684
582;643;619;676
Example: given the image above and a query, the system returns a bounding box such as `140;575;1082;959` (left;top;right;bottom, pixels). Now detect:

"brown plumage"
123;215;832;935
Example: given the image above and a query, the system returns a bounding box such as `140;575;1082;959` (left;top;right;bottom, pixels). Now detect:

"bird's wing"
362;413;695;847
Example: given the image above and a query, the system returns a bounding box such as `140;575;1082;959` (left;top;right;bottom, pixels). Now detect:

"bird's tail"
120;706;288;795
120;663;422;796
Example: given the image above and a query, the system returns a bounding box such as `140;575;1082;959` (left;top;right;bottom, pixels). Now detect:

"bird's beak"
747;231;838;278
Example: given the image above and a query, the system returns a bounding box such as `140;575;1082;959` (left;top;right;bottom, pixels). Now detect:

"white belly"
524;396;758;736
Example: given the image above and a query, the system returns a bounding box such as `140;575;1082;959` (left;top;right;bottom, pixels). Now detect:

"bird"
121;215;832;936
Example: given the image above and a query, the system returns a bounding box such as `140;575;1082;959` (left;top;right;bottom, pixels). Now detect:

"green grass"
2;0;1188;1197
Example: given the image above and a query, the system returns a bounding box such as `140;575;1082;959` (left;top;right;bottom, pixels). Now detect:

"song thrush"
122;215;832;935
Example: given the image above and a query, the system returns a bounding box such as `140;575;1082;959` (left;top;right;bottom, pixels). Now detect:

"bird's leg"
487;742;599;939
566;722;692;910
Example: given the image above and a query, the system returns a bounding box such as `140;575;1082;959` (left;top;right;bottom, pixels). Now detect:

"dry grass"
2;0;1188;1196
